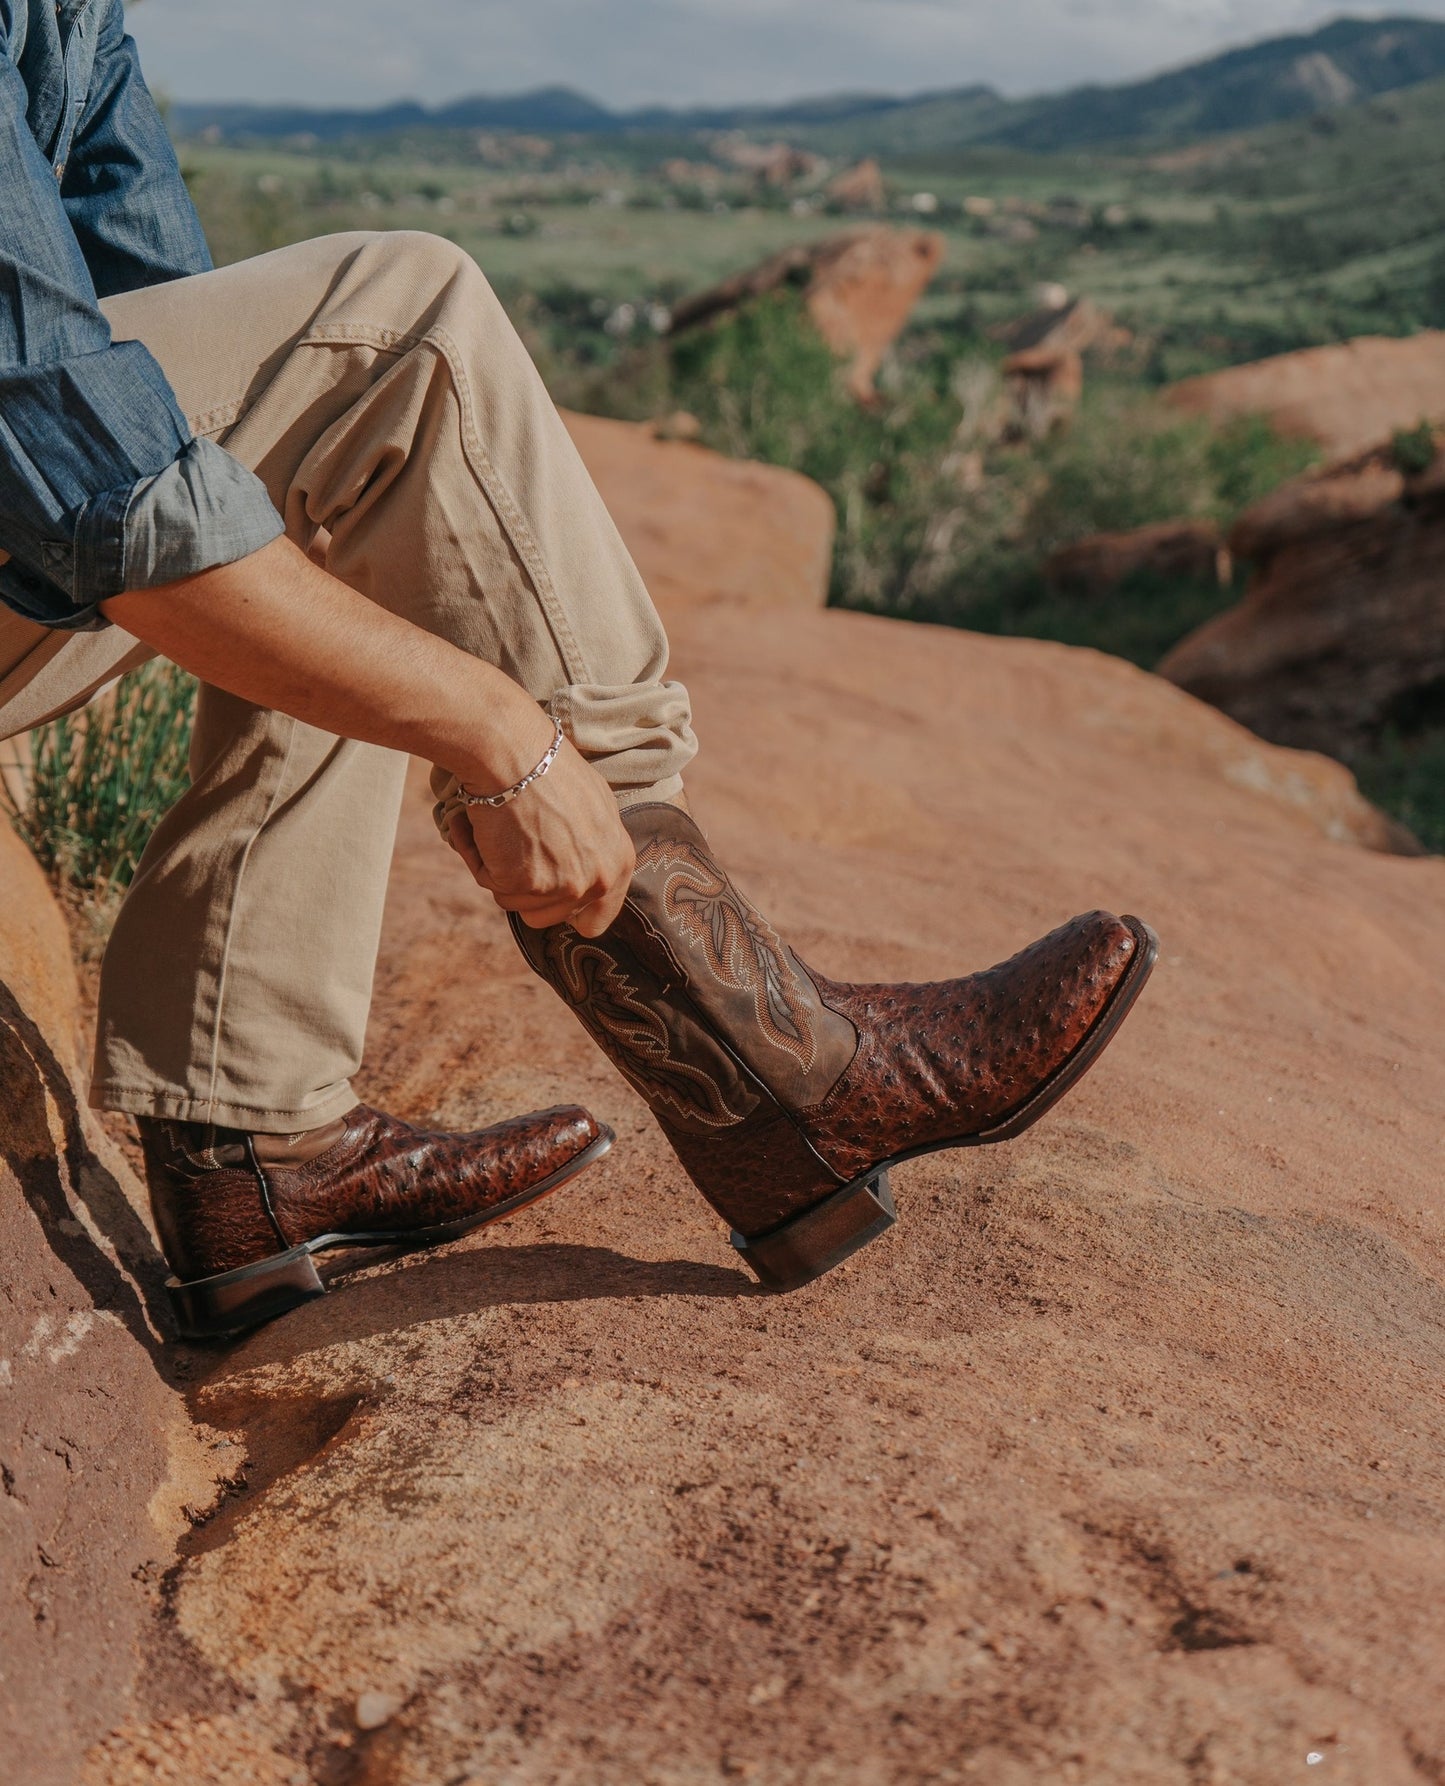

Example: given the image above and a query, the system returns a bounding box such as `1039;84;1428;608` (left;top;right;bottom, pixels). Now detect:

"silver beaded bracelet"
454;715;565;810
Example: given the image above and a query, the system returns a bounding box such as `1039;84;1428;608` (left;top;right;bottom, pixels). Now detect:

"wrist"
455;713;564;809
444;681;559;795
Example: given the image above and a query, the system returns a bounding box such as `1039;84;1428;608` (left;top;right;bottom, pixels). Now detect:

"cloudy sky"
128;1;1445;110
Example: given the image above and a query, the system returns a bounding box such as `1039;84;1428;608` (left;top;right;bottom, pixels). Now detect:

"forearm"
99;536;554;788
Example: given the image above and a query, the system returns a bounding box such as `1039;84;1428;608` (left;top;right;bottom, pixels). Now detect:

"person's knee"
361;230;494;313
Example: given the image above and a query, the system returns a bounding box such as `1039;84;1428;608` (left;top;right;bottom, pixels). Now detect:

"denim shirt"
0;0;282;630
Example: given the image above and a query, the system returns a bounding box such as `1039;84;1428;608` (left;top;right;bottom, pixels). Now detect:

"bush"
571;296;1314;637
929;568;1243;671
4;661;197;909
1391;420;1437;476
1352;727;1445;855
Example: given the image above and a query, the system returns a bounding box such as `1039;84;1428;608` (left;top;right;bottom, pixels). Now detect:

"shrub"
1353;727;1445;855
4;661;197;909
1390;420;1437;476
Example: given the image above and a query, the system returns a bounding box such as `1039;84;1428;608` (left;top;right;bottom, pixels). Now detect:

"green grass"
4;662;197;911
1352;727;1445;855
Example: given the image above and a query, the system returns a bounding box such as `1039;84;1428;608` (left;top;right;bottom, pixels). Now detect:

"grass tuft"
3;661;197;918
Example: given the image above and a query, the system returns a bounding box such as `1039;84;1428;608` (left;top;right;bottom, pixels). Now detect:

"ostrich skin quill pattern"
143;1103;601;1281
800;912;1139;1181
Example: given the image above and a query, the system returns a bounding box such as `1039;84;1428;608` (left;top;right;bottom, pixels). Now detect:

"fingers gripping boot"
512;803;1157;1291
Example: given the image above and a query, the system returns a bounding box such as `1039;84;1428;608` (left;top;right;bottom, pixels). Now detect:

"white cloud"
125;0;1445;109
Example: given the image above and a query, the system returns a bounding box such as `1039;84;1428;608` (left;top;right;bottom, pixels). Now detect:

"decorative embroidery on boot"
636;837;821;1074
544;928;759;1132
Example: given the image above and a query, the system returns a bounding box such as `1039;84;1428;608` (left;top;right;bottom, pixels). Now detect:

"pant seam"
426;322;594;683
201;715;302;1121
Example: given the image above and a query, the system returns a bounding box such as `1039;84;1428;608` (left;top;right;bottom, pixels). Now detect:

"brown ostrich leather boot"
512;803;1157;1292
139;1103;612;1338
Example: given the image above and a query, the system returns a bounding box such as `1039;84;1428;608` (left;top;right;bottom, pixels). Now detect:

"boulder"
1160;442;1445;755
1227;448;1407;561
1167;331;1445;461
0;823;219;1786
561;410;834;613
669;227;944;401
1002;345;1084;438
713;139;824;187
999;294;1129;360
1045;518;1230;598
87;422;1445;1783
824;157;886;211
803;228;944;399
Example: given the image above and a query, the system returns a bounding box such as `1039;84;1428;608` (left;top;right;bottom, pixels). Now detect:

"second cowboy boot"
140;1103;612;1338
512;803;1157;1292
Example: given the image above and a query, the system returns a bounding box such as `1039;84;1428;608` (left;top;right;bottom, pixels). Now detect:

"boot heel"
167;1245;326;1341
731;1170;896;1292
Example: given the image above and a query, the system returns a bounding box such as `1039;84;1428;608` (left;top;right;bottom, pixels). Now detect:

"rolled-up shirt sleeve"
0;11;283;632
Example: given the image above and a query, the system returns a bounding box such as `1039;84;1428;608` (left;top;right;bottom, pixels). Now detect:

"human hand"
444;736;635;936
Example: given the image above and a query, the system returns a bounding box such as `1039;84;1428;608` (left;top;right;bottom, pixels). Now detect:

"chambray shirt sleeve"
61;0;211;295
0;2;282;632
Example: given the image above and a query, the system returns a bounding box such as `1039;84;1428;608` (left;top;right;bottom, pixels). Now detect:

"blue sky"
127;1;1445;109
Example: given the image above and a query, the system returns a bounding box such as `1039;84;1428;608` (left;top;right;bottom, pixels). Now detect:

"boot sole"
166;1125;615;1341
735;917;1160;1292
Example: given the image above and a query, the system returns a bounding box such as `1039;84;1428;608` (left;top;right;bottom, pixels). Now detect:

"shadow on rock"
213;1240;754;1368
0;980;174;1366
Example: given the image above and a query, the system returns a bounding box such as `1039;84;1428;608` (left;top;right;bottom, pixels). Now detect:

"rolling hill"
172;15;1445;157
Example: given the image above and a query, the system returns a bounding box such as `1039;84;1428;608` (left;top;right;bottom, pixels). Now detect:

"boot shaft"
511;804;858;1233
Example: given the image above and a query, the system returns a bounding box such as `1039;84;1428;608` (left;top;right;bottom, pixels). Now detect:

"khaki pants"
0;232;695;1130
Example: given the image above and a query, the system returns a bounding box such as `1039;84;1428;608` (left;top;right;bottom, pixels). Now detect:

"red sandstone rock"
1002;345;1084;438
1167;331;1445;460
713;139;824;188
669;227;944;401
1161;443;1445;757
0;825;220;1786
805;228;944;400
1045;518;1230;597
561;409;834;613
999;294;1129;360
1228;454;1407;560
825;157;887;211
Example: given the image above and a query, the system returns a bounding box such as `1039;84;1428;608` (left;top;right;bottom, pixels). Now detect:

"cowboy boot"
511;803;1156;1292
139;1103;612;1338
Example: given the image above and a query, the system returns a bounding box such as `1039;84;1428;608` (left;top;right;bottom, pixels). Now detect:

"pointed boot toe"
469;1104;608;1195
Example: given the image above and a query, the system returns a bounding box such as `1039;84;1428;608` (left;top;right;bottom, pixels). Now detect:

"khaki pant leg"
0;613;154;743
0;611;154;810
85;230;692;1128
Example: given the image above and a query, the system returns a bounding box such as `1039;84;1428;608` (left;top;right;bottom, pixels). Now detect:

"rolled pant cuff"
615;774;684;810
88;1080;362;1134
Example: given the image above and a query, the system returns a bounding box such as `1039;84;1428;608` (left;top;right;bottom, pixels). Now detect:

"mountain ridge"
170;16;1445;155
